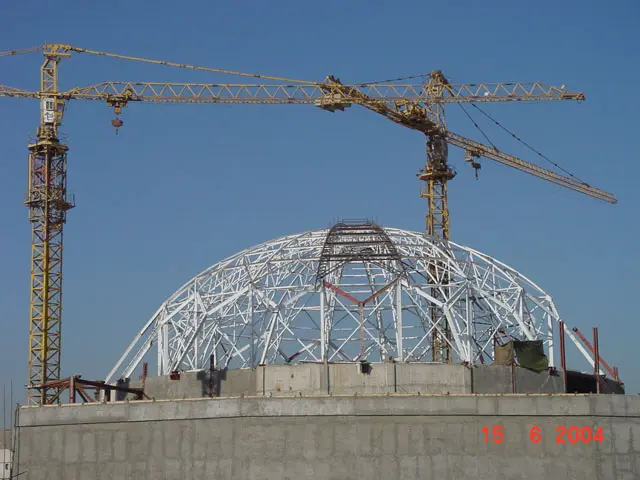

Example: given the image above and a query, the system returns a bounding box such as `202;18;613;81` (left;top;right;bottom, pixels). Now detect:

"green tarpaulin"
494;340;549;373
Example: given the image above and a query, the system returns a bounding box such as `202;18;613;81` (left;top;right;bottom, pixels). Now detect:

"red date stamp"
482;425;604;444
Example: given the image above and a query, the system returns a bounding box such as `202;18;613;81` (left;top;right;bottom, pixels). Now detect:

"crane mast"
0;45;616;404
25;45;74;405
417;71;454;362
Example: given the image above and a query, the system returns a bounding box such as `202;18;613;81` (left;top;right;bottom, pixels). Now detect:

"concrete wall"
471;365;565;394
396;364;472;394
13;394;640;480
134;363;559;400
0;430;10;450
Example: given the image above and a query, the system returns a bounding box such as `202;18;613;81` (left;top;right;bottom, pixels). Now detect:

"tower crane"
0;44;616;405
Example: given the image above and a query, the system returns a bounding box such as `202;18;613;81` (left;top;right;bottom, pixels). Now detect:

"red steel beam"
323;281;360;305
362;278;398;306
571;327;617;379
324;278;400;307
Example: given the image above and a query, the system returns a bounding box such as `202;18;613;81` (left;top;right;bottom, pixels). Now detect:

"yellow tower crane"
0;44;615;405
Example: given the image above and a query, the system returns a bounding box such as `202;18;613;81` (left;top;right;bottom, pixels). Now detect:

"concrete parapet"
16;394;640;426
134;362;567;400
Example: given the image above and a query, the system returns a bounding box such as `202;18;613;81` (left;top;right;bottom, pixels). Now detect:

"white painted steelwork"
106;227;587;382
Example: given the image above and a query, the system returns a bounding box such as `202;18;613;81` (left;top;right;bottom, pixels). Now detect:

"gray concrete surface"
0;430;10;450
0;449;11;480
13;394;640;480
472;365;566;393
0;428;11;479
133;363;564;400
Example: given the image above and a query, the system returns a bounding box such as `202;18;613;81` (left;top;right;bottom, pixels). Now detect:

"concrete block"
417;456;431;477
191;460;206;479
626;395;640;416
515;368;564;394
149;425;164;463
614;424;634;454
263;364;325;396
164;458;184;480
398;455;418;478
615;454;638;476
534;394;591;416
217;458;233;478
330;362;394;394
221;368;257;397
595;454;616;479
430;453;449;478
354;455;380;480
315;421;334;459
63;429;81;464
631;424;640;453
80;432;97;463
396;363;470;394
113;429;127;462
476;395;497;415
378;454;399;480
593;422;616;455
472;365;513;394
97;463;127;480
496;395;536;415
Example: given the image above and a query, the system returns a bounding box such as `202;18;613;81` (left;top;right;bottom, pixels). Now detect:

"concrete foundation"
12;394;640;480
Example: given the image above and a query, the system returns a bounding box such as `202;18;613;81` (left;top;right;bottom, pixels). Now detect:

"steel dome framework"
106;224;593;383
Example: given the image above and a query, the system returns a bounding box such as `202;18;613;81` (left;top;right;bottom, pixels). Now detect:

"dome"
106;221;579;382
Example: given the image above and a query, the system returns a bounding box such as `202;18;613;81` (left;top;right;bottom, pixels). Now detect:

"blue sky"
0;0;638;402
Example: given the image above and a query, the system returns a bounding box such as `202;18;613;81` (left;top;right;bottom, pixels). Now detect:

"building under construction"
1;45;638;479
11;220;639;480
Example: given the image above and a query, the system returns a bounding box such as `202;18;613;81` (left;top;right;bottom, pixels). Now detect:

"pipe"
142;362;148;397
593;327;600;394
69;376;76;404
209;354;215;397
559;320;567;393
571;327;617;379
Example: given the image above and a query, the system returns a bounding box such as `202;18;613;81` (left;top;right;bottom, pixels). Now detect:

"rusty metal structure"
0;44;616;405
30;375;145;404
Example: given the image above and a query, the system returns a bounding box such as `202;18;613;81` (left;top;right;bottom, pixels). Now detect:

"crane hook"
471;161;481;179
464;150;481;179
111;117;123;135
108;102;127;135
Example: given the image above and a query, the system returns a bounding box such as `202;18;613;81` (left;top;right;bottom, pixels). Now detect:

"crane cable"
66;46;319;85
0;46;44;57
0;44;318;85
456;103;497;150
468;103;587;184
354;73;430;86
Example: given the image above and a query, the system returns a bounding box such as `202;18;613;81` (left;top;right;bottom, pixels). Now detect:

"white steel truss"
105;227;588;382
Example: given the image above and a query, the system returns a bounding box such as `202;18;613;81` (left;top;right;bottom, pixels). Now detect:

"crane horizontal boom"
0;84;36;97
0;80;584;104
444;131;617;203
317;76;615;205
